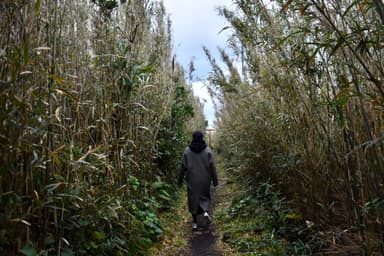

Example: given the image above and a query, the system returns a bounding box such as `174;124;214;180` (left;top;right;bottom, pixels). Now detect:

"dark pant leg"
197;205;204;215
192;214;197;223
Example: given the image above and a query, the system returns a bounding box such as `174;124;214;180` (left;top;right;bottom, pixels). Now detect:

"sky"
162;0;234;128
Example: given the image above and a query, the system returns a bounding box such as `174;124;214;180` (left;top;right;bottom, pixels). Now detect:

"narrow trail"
166;177;229;256
150;161;235;256
190;232;222;256
188;186;223;256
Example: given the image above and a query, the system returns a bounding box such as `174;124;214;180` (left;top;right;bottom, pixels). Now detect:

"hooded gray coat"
178;146;218;214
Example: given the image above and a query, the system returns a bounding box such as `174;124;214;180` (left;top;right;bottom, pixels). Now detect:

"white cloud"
162;0;233;79
162;0;234;127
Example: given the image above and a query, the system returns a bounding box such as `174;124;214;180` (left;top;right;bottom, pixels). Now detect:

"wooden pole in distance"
206;128;215;148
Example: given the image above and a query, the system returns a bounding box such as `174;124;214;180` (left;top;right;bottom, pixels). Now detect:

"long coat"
178;146;218;214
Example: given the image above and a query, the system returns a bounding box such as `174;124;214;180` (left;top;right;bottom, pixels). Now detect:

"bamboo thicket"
208;0;384;251
0;0;204;255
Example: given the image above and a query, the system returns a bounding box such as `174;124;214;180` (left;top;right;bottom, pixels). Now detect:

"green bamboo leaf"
44;183;65;193
218;26;231;34
329;37;345;58
92;231;106;241
277;28;308;47
20;245;38;256
49;149;62;169
61;248;75;256
342;0;360;17
23;40;29;65
35;0;42;13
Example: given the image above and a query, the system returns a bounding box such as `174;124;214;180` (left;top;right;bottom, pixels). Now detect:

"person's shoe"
192;222;198;231
203;212;212;225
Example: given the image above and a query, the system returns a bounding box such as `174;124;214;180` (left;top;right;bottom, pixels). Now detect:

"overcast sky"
162;0;234;128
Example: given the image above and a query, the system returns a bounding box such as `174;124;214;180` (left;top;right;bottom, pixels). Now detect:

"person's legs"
197;205;204;215
198;204;212;225
192;214;198;230
192;203;211;230
196;205;212;226
203;211;212;224
192;214;198;223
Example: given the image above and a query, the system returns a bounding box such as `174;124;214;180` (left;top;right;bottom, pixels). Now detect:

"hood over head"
189;130;207;153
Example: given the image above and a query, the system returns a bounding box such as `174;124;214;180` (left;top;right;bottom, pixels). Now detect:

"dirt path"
188;186;223;256
190;228;221;256
149;170;234;256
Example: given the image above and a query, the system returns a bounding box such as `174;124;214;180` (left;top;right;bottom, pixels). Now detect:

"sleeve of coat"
177;151;187;186
209;152;218;186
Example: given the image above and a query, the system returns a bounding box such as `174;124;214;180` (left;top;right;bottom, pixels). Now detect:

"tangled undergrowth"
214;169;383;255
215;178;326;255
206;1;384;254
148;188;190;256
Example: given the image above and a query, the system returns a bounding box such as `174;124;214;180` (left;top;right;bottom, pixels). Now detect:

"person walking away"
178;130;218;231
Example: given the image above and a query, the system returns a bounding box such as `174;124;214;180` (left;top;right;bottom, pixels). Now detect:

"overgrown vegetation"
0;0;204;255
148;186;191;256
3;0;384;254
209;0;384;254
216;176;327;255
